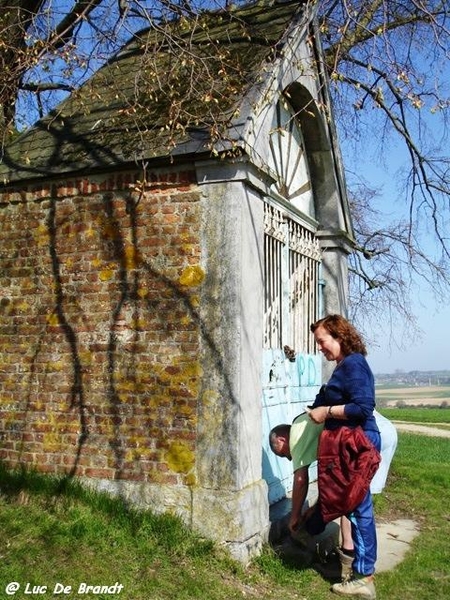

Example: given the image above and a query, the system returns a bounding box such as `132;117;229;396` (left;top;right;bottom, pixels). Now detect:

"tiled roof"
0;0;307;183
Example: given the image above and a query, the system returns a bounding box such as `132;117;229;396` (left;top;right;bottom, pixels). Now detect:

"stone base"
192;479;270;563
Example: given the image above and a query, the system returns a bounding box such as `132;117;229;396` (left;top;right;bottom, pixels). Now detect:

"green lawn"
379;406;450;424
1;412;449;599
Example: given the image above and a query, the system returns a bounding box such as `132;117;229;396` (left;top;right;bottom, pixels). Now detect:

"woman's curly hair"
310;314;367;356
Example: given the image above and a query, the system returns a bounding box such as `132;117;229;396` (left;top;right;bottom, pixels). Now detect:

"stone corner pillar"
192;479;270;563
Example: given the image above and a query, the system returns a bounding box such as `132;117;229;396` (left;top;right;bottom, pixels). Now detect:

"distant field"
376;385;450;407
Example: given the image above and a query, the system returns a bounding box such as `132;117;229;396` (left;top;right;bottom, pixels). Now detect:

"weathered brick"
0;168;202;487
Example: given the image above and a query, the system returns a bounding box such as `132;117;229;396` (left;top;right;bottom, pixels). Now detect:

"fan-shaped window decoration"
268;100;314;217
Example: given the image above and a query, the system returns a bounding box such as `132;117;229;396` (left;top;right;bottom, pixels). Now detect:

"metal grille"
264;204;285;349
264;203;321;352
288;220;322;354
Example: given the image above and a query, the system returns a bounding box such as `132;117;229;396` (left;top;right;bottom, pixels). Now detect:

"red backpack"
317;426;381;523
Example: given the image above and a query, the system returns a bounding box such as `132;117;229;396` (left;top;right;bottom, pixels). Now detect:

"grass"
1;410;449;600
379;406;450;424
372;433;450;599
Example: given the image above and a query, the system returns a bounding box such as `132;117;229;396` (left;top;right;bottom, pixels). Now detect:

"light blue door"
262;349;322;504
262;202;323;505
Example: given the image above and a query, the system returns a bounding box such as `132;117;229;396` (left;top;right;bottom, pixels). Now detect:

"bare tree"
317;0;450;341
1;0;449;338
0;1;110;135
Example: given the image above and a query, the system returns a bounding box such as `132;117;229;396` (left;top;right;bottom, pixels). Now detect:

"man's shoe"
336;547;353;582
331;575;376;599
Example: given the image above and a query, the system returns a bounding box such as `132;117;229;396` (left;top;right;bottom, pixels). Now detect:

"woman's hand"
308;406;329;424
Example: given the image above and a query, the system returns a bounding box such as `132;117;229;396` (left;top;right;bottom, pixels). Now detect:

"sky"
348;146;449;375
336;40;450;375
359;174;449;375
334;36;450;376
367;296;450;375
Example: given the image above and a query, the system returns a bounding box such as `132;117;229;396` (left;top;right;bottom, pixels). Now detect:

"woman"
308;314;380;600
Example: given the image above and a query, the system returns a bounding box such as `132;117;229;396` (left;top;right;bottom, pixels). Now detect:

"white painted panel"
262;350;322;504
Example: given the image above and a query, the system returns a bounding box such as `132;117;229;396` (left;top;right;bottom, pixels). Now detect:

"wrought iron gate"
262;202;323;504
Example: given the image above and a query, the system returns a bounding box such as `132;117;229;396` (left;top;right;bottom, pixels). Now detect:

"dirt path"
393;421;450;437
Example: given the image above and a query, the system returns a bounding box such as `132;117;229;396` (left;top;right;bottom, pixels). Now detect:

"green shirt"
290;412;324;471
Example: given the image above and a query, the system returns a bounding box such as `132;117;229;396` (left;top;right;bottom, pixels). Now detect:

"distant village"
375;370;450;387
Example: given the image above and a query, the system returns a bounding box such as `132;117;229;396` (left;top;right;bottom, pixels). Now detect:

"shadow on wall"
262;446;284;509
10;176;239;485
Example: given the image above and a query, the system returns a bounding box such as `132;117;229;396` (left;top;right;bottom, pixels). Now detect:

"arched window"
268;99;314;216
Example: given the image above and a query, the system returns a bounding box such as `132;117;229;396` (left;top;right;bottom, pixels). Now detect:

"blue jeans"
349;429;381;576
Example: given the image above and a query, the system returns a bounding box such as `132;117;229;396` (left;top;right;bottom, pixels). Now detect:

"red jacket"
317;426;381;523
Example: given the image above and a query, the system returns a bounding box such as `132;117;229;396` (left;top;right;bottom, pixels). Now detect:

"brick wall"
0;168;204;488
